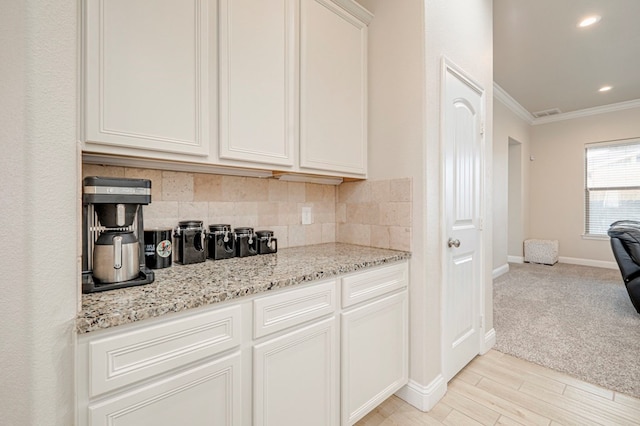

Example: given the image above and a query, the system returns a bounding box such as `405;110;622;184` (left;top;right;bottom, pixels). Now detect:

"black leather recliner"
607;220;640;313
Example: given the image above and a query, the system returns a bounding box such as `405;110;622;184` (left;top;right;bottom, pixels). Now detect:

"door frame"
439;56;487;381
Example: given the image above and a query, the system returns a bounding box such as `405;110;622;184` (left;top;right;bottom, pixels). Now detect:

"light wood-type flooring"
355;350;640;426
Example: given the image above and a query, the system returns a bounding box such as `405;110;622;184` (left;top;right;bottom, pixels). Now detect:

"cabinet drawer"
253;279;336;339
341;262;408;308
87;304;241;397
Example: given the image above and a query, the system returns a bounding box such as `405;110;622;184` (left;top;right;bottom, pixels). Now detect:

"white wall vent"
532;108;562;118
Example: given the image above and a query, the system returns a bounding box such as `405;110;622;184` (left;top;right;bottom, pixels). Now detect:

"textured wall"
0;0;78;425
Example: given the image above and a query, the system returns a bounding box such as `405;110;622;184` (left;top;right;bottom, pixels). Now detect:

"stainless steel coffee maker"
82;177;154;293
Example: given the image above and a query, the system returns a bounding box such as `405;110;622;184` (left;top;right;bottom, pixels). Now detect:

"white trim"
394;376;447;412
558;256;617;270
492;263;509;279
532;99;640;125
481;328;496;354
493;83;534;124
508;255;524;264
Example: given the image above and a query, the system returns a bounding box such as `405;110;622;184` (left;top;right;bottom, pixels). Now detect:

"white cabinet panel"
299;0;369;175
87;352;242;426
253;317;339;426
88;304;241;397
84;0;211;156
218;0;296;166
341;262;408;308
253;279;336;339
341;291;408;425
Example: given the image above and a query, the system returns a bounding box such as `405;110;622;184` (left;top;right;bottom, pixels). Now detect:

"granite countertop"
77;243;411;334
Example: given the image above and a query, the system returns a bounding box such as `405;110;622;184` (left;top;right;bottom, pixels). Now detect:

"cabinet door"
218;0;296;166
84;0;211;156
341;291;408;425
86;352;242;426
299;0;369;176
253;317;339;426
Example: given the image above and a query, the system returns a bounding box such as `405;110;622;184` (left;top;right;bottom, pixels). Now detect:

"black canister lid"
178;220;203;229
234;227;254;235
256;230;274;238
209;224;232;232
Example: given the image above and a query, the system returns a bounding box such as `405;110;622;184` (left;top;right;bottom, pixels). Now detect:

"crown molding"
531;98;640;125
493;83;534;124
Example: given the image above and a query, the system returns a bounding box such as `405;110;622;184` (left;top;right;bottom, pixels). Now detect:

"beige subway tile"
143;201;179;229
193;173;223;201
178;202;208;223
257;202;279;227
288;224;306;247
380;202;411;227
371;180;391;203
220;176;246;201
336;203;347;223
389;226;411;251
304;223;323;245
277;202;297;225
324;185;336;204
288;182;306;202
268;179;289;202
233;215;258;228
390;178;412;202
124;168;163;201
269;226;288;249
346;202;380;225
245;177;269;201
338;180;371;203
337;223;371;246
305;183;325;202
233;201;258;218
162;171;193;201
370;225;391;249
82;164;125;178
321;223;336;243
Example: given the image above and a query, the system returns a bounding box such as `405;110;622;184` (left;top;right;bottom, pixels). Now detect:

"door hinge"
478;218;484;230
479;315;485;330
480;124;485;136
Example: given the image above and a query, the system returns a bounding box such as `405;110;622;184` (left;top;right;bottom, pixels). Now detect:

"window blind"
585;138;640;236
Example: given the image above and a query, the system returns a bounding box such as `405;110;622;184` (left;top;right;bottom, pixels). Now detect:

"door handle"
447;238;460;248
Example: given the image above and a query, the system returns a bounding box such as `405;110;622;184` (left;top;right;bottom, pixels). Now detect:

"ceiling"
493;0;640;117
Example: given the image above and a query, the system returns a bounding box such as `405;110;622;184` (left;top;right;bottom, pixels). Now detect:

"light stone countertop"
77;243;411;334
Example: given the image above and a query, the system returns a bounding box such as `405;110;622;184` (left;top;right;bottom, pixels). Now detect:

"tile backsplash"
82;164;412;251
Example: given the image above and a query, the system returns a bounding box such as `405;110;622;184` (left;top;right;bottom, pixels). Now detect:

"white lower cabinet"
253;317;339;426
87;352;242;426
77;261;408;426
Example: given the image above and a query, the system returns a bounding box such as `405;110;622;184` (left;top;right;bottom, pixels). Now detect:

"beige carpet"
493;262;640;398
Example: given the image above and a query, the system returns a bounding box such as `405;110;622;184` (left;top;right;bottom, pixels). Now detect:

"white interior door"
442;60;484;382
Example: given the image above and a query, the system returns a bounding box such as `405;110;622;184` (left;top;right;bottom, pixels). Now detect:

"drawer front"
341;262;408;308
88;304;241;397
253;279;337;339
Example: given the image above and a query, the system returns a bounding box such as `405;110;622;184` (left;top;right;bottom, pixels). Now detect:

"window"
585;138;640;236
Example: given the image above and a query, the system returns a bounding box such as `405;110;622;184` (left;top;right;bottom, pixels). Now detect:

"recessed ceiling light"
599;86;613;92
578;15;602;28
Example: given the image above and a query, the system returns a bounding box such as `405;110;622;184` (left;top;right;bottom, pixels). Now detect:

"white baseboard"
482;328;496;354
395;375;447;412
508;255;524;263
558;256;617;270
492;264;509;279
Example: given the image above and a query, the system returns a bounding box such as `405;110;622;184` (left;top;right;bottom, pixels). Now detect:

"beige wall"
530;107;640;265
357;0;494;395
0;1;78;424
493;100;531;269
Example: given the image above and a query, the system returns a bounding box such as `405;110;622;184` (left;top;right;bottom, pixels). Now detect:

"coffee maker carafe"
82;177;154;293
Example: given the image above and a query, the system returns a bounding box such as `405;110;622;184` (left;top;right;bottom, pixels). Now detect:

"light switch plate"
301;206;313;225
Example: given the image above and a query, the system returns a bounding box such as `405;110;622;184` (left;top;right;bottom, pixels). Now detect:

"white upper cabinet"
299;0;371;176
82;0;371;178
83;0;212;157
218;0;296;167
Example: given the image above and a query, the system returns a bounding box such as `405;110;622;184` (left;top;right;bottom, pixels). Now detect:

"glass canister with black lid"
234;227;257;257
256;230;277;254
208;224;235;260
174;220;206;264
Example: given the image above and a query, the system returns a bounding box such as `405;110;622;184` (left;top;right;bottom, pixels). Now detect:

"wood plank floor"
355;350;640;426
